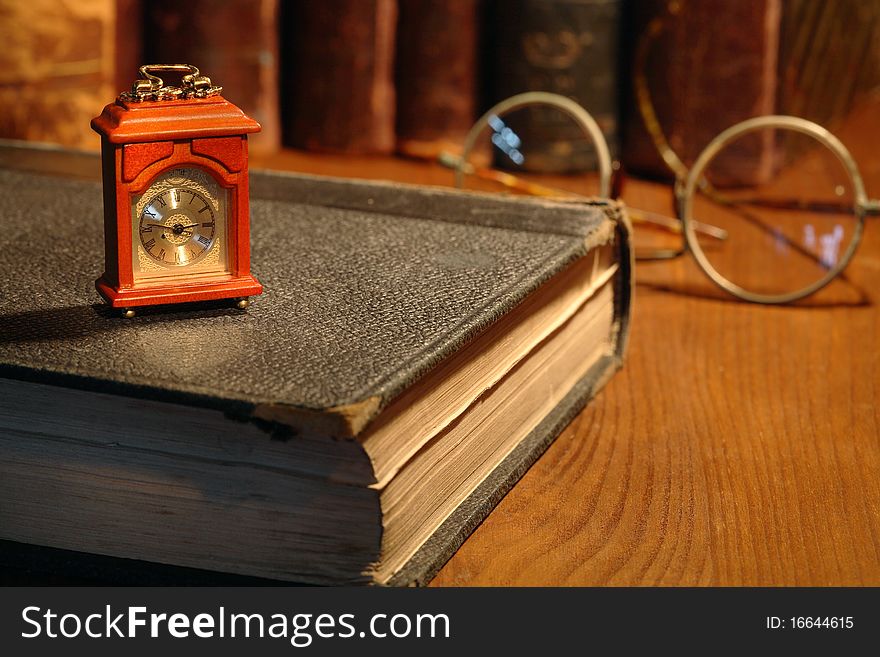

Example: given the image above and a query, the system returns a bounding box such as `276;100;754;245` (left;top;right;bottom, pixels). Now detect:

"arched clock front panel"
130;166;231;283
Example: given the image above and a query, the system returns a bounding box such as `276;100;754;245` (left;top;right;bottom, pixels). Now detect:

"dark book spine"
778;0;880;128
0;0;141;151
143;0;281;155
395;0;479;160
486;0;622;172
114;0;144;95
621;0;780;183
282;0;398;154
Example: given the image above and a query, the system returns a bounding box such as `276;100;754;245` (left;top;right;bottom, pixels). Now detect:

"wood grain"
256;93;880;586
431;98;880;586
431;230;879;585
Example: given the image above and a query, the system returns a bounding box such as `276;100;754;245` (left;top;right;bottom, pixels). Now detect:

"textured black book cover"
0;166;627;436
0;157;632;584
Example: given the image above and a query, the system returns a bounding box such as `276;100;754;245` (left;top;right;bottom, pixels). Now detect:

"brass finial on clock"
120;63;223;103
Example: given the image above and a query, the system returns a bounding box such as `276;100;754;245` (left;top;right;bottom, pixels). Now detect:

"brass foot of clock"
235;298;250;310
121;308;136;319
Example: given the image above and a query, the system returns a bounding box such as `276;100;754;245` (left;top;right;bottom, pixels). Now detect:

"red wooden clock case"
91;96;263;308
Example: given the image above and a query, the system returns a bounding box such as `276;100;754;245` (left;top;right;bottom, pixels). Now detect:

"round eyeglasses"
448;92;879;304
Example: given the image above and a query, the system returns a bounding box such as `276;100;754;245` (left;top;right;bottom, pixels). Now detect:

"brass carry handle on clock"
120;64;223;102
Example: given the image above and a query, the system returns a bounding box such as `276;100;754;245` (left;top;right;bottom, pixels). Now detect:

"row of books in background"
1;0;878;181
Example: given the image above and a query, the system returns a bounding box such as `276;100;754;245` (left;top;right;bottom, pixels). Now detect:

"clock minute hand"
146;223;200;231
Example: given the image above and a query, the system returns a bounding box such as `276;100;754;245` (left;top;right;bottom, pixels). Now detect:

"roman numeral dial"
138;186;218;267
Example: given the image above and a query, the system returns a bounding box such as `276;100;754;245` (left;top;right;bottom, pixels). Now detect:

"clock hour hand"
144;222;200;231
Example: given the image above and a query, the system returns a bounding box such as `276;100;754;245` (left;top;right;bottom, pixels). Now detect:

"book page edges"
251;396;382;440
247;212;623;441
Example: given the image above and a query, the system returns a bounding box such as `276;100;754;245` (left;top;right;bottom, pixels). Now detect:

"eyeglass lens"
458;103;608;199
689;126;858;297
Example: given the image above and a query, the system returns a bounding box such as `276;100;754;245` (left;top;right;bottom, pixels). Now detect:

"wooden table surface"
254;99;880;586
8;99;874;586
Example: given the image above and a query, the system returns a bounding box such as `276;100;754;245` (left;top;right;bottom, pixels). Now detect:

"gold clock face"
132;167;230;283
139;187;216;266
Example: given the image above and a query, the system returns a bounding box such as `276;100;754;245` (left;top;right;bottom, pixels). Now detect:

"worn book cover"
143;0;281;155
485;0;622;171
395;0;479;159
281;0;397;154
622;0;780;183
0;149;632;584
0;0;141;151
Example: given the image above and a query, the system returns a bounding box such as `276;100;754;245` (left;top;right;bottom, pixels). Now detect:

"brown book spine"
282;0;397;154
395;0;479;160
115;0;144;94
778;0;880;128
0;0;141;151
143;0;281;155
487;0;622;172
622;0;781;183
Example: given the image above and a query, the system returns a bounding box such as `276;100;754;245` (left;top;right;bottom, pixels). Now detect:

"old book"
281;0;397;154
0;0;142;151
485;0;622;172
143;0;281;155
622;0;781;183
0;147;632;585
778;0;880;131
395;0;479;160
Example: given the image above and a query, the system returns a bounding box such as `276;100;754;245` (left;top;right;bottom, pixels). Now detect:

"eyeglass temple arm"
727;196;879;216
439;152;728;246
630;207;728;239
438;153;575;198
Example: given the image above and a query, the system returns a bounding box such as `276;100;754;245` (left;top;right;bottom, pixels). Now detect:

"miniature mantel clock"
91;64;263;317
